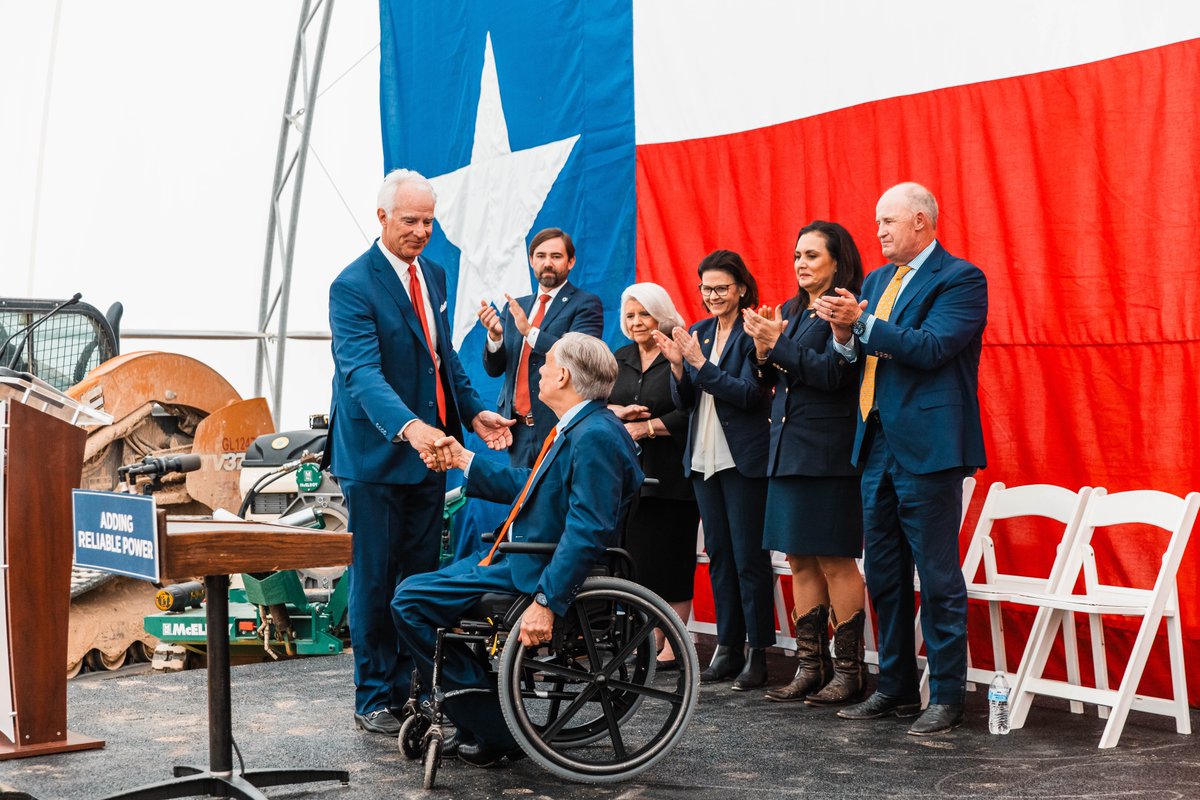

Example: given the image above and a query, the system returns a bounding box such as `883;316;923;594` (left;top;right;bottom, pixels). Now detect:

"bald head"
875;182;938;264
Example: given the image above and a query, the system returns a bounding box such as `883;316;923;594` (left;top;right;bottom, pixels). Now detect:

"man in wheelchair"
392;332;644;768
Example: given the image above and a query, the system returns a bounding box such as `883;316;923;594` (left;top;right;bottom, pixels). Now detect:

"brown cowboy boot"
806;608;867;706
764;605;830;702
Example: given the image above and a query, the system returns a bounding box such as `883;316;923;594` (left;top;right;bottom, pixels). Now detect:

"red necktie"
479;427;558;566
513;294;552;417
407;263;446;424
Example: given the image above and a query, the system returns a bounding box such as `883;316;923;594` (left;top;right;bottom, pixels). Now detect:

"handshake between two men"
402;412;514;474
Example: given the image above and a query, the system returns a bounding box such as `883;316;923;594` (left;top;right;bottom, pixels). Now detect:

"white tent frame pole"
254;0;335;426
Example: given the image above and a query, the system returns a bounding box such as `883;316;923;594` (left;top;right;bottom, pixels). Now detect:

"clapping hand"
476;299;503;342
505;294;532;336
472;410;516;450
672;327;705;369
650;329;681;365
812;288;868;344
742;304;786;356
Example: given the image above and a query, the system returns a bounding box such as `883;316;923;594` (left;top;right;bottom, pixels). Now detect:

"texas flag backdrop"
379;1;1200;704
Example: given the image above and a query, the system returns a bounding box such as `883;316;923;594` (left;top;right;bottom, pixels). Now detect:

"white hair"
619;282;687;340
884;181;939;228
555;332;618;401
377;168;437;217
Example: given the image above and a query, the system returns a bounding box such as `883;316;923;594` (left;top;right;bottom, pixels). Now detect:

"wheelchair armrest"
497;541;556;554
495;542;634;579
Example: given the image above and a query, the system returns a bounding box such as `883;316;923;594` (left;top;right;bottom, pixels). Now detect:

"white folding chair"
917;483;1092;709
1008;488;1200;748
910;475;975;703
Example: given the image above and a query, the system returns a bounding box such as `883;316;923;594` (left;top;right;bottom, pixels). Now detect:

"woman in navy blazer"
742;221;867;706
653;250;774;691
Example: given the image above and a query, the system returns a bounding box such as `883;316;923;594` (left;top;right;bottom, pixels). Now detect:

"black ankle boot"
699;645;745;684
731;647;768;691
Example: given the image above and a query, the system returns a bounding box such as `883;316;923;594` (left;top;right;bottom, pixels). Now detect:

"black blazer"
752;299;859;478
670;316;771;479
610;343;693;501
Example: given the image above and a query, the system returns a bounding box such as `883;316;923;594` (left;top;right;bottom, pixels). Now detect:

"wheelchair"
396;541;700;789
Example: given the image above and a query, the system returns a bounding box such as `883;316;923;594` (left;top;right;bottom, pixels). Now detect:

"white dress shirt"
484;282;566;354
378;241;442;442
377;240;439;363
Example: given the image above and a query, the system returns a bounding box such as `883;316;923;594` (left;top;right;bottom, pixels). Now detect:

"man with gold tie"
392;332;643;767
476;228;604;467
814;182;988;736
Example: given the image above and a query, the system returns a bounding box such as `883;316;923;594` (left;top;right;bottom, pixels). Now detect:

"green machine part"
146;579;349;657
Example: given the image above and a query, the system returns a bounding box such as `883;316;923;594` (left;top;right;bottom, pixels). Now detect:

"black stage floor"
3;642;1197;800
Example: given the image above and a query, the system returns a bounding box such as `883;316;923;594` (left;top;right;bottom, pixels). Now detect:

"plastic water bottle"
988;673;1011;735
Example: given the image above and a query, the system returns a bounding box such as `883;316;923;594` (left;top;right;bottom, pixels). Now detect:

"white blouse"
690;329;736;479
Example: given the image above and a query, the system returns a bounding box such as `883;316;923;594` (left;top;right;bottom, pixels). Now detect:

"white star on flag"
429;32;580;346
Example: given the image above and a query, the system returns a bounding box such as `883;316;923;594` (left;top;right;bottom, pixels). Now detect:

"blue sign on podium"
72;490;160;582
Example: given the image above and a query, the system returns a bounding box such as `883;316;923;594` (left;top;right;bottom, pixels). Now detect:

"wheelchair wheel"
422;735;442;790
518;610;656;749
498;577;699;783
398;712;429;760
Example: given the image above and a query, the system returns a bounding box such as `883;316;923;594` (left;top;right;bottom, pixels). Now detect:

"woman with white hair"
607;282;698;671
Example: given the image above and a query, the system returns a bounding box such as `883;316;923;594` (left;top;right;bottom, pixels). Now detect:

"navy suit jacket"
670;316;771;479
753;299;859;477
483;281;603;434
327;243;486;485
850;241;988;474
465;401;643;615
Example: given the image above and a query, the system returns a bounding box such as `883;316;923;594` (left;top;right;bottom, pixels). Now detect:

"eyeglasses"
698;283;735;297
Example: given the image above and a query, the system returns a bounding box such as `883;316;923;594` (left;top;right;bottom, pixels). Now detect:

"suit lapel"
890;242;944;321
369;245;427;347
787;305;820;341
524;401;601;499
424;259;452;359
696;318;717;362
539;282;576;331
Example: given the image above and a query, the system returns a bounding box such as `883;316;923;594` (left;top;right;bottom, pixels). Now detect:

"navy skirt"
762;475;863;558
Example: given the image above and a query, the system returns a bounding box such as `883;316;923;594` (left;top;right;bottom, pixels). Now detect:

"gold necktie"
858;265;912;420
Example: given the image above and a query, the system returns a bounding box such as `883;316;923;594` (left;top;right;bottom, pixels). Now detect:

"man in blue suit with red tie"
392;332;643;767
475;228;604;467
327;169;515;735
815;182;987;736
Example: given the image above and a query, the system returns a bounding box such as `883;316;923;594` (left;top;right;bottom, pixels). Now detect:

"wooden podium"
102;519;353;800
1;369;111;760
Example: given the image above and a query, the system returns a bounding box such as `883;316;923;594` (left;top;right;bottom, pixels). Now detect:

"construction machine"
1;296;276;676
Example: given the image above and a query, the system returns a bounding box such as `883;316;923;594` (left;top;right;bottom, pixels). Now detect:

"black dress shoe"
730;648;768;691
354;708;402;735
699;645;745;684
907;703;964;735
457;740;526;768
655;658;679;672
836;691;922;720
439;729;463;758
